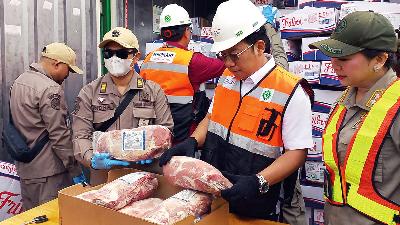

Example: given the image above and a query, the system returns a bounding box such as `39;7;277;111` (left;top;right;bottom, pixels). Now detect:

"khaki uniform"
72;72;173;185
10;63;81;210
324;69;400;225
266;23;307;225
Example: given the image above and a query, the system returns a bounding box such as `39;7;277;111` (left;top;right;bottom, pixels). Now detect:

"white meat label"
171;190;197;202
149;51;176;63
122;130;145;151
120;172;147;184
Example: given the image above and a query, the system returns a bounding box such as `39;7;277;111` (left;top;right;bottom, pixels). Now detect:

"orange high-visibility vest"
140;46;194;104
323;79;400;225
209;66;301;158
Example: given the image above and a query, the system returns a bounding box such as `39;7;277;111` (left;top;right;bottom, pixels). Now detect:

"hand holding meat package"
120;190;212;225
76;172;158;210
163;156;232;194
92;125;172;161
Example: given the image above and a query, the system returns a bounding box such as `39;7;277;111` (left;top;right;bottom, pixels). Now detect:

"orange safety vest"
140;46;194;104
323;79;400;225
209;66;301;158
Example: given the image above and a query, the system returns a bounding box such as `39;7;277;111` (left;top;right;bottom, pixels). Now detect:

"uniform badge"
366;89;384;108
48;94;61;110
111;30;120;37
260;88;274;103
352;112;367;130
137;78;144;88
140;91;150;102
100;82;107;93
98;97;105;103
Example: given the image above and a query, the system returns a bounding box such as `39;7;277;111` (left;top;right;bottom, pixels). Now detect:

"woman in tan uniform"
310;11;400;225
72;27;173;185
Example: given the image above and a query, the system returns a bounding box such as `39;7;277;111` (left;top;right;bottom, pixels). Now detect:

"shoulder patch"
48;94;61;110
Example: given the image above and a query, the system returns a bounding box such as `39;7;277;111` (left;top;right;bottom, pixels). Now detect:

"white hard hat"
211;0;266;52
160;4;192;28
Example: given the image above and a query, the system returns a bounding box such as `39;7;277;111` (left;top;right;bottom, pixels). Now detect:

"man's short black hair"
161;24;189;42
242;25;271;54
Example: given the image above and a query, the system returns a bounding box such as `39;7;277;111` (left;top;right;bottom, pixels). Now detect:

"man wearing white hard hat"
159;0;313;221
140;4;225;146
9;42;84;210
72;27;173;185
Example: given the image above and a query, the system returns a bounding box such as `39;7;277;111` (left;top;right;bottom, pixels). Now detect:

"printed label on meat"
171;190;197;202
122;130;145;151
120;172;147;184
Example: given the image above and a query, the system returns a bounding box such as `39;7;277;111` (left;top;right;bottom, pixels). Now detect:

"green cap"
309;11;397;57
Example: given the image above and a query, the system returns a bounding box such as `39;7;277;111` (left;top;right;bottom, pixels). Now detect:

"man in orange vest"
159;0;314;221
140;4;225;144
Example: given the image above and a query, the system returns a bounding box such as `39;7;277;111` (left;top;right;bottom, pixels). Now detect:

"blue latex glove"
72;172;88;185
91;153;130;169
262;5;278;28
136;159;153;165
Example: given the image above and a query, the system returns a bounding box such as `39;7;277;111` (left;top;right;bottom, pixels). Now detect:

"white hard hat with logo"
160;4;192;28
211;0;266;52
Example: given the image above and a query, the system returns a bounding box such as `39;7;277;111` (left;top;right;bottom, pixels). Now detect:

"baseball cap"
41;42;83;74
98;27;139;50
309;11;397;58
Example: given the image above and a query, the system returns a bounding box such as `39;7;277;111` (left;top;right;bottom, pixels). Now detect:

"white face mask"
104;56;132;77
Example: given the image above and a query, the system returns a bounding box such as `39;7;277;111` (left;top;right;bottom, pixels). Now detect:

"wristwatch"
256;174;269;194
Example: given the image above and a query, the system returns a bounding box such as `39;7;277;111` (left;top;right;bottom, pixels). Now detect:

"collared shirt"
72;72;173;166
209;58;313;151
166;41;225;91
10;63;81;179
324;69;400;225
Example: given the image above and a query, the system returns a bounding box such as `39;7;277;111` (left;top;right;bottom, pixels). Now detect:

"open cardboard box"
58;168;226;225
199;204;288;225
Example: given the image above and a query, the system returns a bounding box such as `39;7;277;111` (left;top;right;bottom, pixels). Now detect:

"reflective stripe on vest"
209;67;300;158
323;79;400;225
322;105;347;205
140;47;194;104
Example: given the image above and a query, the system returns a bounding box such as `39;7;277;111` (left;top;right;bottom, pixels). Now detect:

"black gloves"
158;137;198;166
221;172;260;202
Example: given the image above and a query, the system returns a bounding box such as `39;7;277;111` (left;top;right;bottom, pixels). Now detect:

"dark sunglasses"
103;49;136;59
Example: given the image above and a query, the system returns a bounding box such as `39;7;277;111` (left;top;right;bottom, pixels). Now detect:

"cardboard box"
289;61;321;84
311;111;329;137
279;7;338;39
58;169;226;225
308;137;322;160
301;37;331;61
282;39;301;62
304;161;324;184
319;61;342;87
191;17;210;37
199;204;288;225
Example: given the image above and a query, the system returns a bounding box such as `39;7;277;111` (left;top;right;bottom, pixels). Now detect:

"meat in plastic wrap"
144;190;212;225
92;125;172;161
163;156;232;194
75;172;158;210
118;198;163;218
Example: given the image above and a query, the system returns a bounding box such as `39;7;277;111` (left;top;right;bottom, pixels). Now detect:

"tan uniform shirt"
72;72;174;167
324;69;400;225
10;63;81;180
